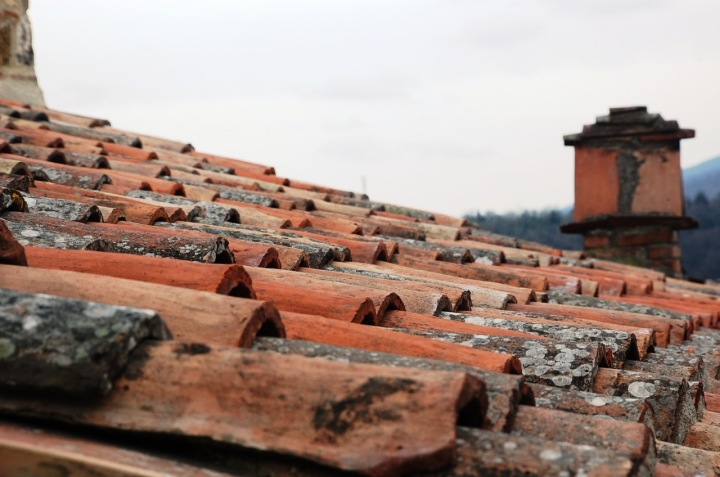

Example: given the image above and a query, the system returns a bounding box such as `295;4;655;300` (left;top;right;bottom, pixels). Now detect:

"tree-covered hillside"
465;193;720;280
465;209;582;251
680;193;720;280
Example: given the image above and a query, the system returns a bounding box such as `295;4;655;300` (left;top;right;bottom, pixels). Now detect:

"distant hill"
684;155;720;199
466;210;582;251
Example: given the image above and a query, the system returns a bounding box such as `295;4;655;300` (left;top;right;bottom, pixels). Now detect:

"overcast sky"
30;0;720;217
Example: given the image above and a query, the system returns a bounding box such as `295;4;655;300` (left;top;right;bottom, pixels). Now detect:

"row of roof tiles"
0;98;719;475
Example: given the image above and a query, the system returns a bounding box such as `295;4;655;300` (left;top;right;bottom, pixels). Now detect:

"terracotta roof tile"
32;182;173;224
103;220;282;267
511;302;683;347
530;383;657;428
0;264;283;347
435;426;636;476
251;336;530;431
324;261;514;308
159;221;341;268
0;287;168;395
0;340;484;476
299;267;459;315
439;310;645;365
24;247;256;298
593;367;698;444
392;254;549;291
510;405;655;476
247;266;407;321
281;311;522;375
398;327;608;390
0;421;238;477
656;440;720;475
14;155;113;189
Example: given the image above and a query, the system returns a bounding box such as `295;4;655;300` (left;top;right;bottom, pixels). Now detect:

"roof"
0;99;720;476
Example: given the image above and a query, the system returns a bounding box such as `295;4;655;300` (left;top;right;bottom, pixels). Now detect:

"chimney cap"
563;106;695;146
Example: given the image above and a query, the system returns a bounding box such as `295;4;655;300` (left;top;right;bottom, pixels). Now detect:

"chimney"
0;0;44;105
560;106;697;278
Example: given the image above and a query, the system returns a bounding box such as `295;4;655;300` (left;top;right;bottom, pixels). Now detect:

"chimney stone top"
564;106;694;146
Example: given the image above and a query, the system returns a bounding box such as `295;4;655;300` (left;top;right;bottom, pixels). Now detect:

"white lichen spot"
533;365;551;376
555;352;575;363
21;314;42;332
628;382;656;398
50;354;72;367
572;350;590;359
20;229;40;237
572;364;593;377
94;327;110;338
503;441;517;451
551;376;572;387
525;347;548;358
17;239;30;246
83;304;116;319
539;449;562;461
0;338;16;359
75;347;88;360
464;316;487;326
588;397;607;407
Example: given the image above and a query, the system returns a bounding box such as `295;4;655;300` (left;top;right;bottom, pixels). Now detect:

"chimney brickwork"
561;106;697;278
0;0;44;105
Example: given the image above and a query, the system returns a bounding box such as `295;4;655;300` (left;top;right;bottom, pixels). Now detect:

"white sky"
30;0;720;217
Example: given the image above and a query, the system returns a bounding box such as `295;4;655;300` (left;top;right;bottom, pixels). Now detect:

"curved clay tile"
24;247;256;298
246;266;408;321
0;422;237;477
392;254;549;291
0;340;488;475
0;287;168;396
510;405;655;476
511;302;685;347
291;228;388;263
102;221;279;268
0;264;284;348
2;212;235;264
251;336;532;432
280;311;521;374
302;267;461;315
326;261;517;309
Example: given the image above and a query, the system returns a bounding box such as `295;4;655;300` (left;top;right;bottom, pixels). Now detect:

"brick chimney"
0;0;44;105
560;106;697;278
